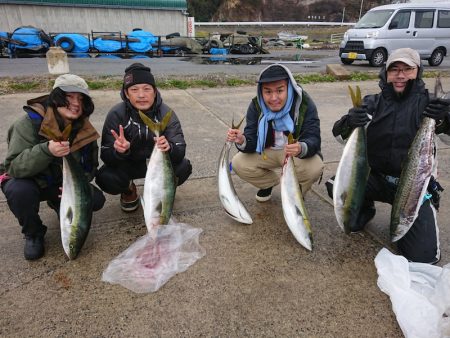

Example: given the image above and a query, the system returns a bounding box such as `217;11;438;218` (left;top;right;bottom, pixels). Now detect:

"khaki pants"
231;148;324;193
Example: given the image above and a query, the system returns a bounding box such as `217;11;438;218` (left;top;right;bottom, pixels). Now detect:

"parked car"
339;2;450;67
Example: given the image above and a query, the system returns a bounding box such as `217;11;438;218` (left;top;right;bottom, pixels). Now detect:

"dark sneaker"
24;235;45;260
120;182;139;212
256;187;273;202
351;206;376;233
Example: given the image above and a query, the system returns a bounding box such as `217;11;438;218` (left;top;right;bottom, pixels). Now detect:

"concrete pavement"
0;78;449;337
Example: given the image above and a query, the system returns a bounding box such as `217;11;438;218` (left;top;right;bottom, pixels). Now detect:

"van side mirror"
389;21;398;29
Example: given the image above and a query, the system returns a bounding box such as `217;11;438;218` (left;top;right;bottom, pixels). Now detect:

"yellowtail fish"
217;115;253;224
280;134;313;250
139;110;176;233
333;85;370;234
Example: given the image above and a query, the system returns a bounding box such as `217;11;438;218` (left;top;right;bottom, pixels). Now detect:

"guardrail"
330;33;345;44
195;21;356;27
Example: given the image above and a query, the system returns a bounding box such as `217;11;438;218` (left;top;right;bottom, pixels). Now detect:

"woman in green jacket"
0;74;105;260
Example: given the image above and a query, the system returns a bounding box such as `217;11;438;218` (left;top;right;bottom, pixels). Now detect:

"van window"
438;10;450;28
389;10;411;29
355;9;395;28
415;10;435;28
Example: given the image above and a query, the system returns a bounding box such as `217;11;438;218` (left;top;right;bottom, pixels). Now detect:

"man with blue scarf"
226;64;324;202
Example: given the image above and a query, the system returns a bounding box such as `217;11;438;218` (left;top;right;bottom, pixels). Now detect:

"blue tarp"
127;30;156;53
10;27;50;51
54;33;90;53
93;37;126;53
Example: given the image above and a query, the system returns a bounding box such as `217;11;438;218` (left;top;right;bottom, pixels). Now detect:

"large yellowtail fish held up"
43;125;93;259
333;85;370;234
217;115;253;224
390;76;448;241
139;110;176;233
280;134;312;250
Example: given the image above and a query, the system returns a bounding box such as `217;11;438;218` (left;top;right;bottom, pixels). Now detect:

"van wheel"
428;49;444;66
341;58;354;65
369;48;386;67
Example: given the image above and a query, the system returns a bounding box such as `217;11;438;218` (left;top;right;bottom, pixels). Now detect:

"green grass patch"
227;78;253;86
9;81;41;91
294;73;336;84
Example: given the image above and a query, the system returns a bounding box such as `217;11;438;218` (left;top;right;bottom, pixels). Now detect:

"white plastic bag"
374;248;450;338
102;223;206;293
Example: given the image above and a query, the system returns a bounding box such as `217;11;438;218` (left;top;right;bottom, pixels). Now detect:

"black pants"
1;178;105;238
327;173;439;264
95;158;192;195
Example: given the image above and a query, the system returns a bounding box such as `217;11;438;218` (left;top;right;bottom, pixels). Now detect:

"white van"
339;2;450;67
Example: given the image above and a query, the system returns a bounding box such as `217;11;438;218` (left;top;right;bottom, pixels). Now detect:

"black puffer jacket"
333;67;450;177
100;89;186;166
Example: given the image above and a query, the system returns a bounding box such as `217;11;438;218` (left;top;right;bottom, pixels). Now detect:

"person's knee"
92;185;106;211
95;165;129;194
3;178;40;204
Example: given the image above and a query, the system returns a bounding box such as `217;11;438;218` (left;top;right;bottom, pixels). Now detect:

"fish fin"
61;124;72;142
348;85;362;108
138;110;160;136
160;110;173;133
41;126;61;141
434;74;445;98
232;114;246;130
66;206;73;225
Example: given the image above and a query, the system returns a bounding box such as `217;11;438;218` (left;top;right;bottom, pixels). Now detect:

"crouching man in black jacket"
329;48;450;264
96;63;192;212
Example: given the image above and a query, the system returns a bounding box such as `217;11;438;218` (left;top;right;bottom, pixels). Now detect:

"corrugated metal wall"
0;4;188;36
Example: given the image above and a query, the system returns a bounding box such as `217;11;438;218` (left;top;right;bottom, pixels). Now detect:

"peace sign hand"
111;125;130;154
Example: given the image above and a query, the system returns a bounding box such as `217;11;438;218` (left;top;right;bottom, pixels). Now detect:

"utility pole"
341;7;345;24
359;0;364;21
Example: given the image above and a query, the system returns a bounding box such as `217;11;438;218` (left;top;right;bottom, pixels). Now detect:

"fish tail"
138;110;173;136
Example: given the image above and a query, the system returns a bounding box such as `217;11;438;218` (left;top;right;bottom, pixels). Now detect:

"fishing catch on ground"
43;125;93;259
217;115;253;224
333;85;370;234
280;134;313;251
390;76;448;241
139;110;176;233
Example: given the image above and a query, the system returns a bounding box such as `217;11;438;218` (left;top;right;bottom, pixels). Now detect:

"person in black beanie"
96;63;192;212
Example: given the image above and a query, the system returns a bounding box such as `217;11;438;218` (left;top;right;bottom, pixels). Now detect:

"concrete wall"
0;4;188;36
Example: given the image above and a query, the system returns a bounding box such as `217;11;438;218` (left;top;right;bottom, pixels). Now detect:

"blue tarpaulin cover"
54;33;90;53
93;37;126;52
10;27;50;51
127;30;157;53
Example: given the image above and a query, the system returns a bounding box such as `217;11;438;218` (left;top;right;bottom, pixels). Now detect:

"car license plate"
348;52;357;59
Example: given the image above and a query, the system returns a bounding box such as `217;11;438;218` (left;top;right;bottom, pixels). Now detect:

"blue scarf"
256;82;295;154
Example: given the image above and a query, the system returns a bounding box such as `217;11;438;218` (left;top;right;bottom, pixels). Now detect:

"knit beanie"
123;63;155;90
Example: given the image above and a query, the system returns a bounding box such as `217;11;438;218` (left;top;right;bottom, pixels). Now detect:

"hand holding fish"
347;106;370;128
284;142;301;157
226;128;244;144
154;135;171;152
111;125;130;154
48;140;70;157
424;97;450;121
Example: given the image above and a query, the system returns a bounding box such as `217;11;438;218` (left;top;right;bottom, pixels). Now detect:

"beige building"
0;0;189;36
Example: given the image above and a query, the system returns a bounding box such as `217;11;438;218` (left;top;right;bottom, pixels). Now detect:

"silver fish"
217;141;253;224
333;86;370;234
280;153;313;251
60;154;93;260
217;115;252;224
390;76;449;241
139;111;176;233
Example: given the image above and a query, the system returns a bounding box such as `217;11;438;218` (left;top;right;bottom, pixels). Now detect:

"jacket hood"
256;64;303;107
378;64;426;99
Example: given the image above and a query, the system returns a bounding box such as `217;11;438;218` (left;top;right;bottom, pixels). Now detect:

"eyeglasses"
387;66;417;75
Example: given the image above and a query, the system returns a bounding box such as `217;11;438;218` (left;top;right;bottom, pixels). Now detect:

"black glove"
347;106;370;128
424;98;450;121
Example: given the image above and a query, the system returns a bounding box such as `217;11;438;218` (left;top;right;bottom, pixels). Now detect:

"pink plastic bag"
102;223;205;293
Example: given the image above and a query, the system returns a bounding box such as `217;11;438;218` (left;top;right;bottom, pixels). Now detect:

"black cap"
123;63;155;90
258;65;289;83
